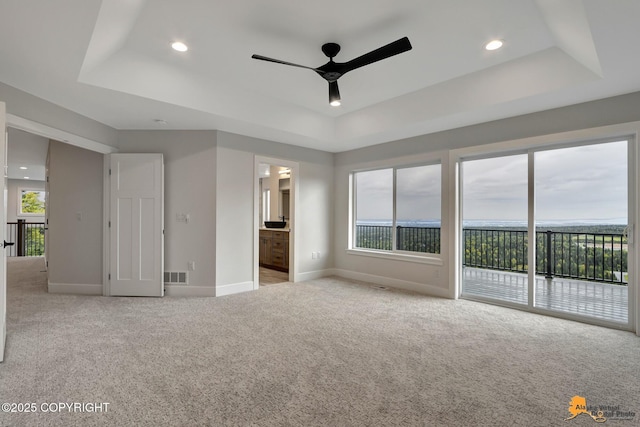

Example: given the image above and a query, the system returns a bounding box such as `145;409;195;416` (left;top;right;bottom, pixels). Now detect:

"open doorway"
6;128;47;262
255;158;298;288
6;123;108;296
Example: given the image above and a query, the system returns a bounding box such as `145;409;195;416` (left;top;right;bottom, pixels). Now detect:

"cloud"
464;141;628;222
355;140;628;224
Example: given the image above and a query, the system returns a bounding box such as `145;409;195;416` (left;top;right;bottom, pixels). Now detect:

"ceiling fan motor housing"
321;42;341;58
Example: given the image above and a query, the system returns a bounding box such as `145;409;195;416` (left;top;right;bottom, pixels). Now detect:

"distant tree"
22;191;45;214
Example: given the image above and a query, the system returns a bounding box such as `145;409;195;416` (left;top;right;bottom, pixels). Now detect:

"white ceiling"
7;128;48;181
1;0;640;153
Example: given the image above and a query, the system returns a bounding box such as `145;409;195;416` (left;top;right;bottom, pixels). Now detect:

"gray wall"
5;78;640;299
118;131;217;292
216;131;334;290
47;140;103;287
336;91;640;166
333;91;640;295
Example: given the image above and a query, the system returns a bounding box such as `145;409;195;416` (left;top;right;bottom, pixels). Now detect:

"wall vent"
164;271;188;285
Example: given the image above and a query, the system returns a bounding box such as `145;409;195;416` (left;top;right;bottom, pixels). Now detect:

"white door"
0;102;7;361
109;154;164;297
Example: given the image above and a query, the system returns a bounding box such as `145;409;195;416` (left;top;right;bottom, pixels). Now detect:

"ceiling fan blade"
251;54;320;72
338;37;412;75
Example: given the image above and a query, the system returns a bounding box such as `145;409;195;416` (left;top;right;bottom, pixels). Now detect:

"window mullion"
392;168;397;251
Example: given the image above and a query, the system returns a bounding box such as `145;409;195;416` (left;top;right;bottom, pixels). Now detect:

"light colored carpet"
1;257;639;426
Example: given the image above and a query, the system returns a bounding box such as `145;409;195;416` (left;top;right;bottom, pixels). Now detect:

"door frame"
1;102;6;362
253;156;299;289
4;113;116;296
451;121;640;334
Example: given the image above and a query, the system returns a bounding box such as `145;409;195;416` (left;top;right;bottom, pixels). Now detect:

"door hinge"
108;221;111;228
109;168;111;176
108;273;111;280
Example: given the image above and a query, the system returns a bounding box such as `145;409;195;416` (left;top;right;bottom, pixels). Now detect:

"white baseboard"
48;282;103;295
216;281;254;297
164;285;216;297
332;269;451;298
295;269;335;282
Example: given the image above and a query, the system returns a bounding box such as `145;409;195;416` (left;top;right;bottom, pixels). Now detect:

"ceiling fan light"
329;81;341;107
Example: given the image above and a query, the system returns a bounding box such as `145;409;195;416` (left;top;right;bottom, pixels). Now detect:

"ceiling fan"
252;37;412;106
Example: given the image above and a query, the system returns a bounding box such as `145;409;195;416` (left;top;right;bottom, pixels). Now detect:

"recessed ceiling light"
153;119;167;125
24;177;30;180
171;41;188;52
19;166;27;170
485;39;503;51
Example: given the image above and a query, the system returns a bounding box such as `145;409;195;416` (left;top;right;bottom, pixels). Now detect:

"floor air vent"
164;271;188;285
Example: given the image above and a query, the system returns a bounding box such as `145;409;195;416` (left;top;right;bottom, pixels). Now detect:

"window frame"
18;188;46;217
349;160;443;265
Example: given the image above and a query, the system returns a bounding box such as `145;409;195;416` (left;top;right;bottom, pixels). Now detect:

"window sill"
346;248;443;265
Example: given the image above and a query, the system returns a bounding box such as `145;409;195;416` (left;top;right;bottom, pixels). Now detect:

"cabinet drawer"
272;253;285;266
259;230;272;238
272;231;286;240
272;239;285;250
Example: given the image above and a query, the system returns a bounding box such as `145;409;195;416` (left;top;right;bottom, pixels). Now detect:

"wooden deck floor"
462;267;628;324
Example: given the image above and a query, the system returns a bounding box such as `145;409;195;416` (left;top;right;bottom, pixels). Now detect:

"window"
353;163;441;254
19;189;45;216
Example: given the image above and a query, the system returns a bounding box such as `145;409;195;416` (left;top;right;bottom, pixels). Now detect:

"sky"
356;164;441;222
356;140;628;224
463;140;628;223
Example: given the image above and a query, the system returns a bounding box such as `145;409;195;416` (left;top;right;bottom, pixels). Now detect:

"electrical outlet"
311;252;317;259
316;252;321;259
188;261;196;271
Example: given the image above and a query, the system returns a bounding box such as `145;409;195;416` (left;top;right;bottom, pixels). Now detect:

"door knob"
2;240;15;248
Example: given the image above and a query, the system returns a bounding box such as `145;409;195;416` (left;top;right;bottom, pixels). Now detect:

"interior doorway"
6;128;48;259
254;157;298;288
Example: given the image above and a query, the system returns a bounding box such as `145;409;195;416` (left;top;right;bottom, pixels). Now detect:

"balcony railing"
355;225;441;253
355;225;628;285
6;220;45;257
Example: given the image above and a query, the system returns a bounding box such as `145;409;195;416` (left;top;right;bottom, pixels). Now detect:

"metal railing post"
17;219;25;257
545;230;553;279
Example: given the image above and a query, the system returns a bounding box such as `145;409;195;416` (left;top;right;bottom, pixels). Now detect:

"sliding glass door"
534;141;628;323
461;139;631;327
